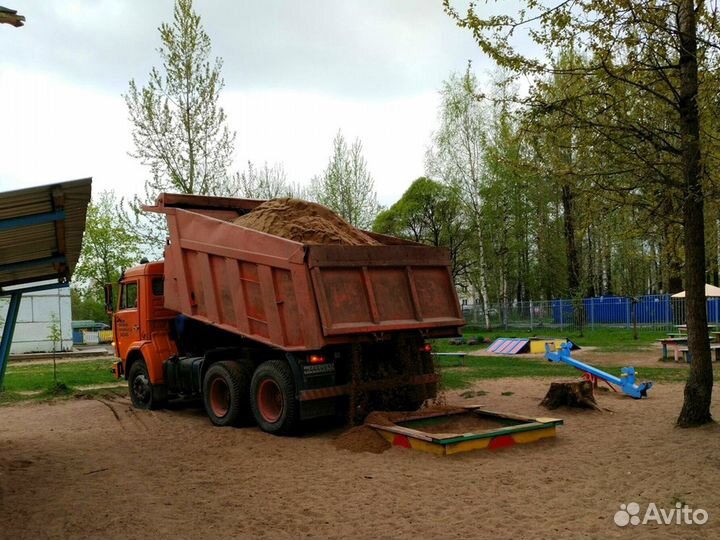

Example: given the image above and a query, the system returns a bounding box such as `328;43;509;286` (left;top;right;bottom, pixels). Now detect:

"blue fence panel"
709;298;720;323
551;299;575;325
553;294;676;327
636;295;672;324
464;293;717;330
585;296;628;324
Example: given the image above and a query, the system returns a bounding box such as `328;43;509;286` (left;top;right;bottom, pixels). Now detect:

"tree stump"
540;380;599;410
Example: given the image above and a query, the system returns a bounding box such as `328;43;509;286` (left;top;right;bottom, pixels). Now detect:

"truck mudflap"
298;372;439;401
112;361;124;379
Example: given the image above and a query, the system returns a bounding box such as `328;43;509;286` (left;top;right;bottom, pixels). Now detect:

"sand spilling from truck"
233;198;381;245
333;407;468;453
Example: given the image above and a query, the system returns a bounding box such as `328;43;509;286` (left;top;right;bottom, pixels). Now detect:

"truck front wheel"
128;360;164;410
202;361;253;427
250;360;299;435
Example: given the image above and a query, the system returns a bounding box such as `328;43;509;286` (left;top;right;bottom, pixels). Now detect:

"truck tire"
250;360;299;435
128;360;164;410
202;361;253;427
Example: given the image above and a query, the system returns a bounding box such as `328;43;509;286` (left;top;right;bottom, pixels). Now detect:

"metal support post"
0;292;22;390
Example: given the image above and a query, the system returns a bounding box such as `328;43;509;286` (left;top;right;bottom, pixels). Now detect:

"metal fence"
461;294;720;332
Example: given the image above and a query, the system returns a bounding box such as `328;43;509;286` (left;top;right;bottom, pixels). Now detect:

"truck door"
115;280;140;359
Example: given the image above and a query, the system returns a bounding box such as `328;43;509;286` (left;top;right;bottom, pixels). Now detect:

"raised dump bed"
147;193;464;352
367;407;563;456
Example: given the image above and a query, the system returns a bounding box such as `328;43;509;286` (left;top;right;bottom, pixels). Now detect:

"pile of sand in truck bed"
233;198;381;246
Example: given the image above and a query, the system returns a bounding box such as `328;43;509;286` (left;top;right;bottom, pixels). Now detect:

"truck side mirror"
104;283;115;314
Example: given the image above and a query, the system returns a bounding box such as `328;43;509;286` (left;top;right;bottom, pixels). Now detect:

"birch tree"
427;70;492;328
230;162;308;200
312;131;381;229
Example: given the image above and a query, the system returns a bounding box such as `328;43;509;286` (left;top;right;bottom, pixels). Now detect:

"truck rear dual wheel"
250;360;300;435
203;361;254;427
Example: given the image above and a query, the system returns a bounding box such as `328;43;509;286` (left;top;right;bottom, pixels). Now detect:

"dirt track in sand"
1;380;719;540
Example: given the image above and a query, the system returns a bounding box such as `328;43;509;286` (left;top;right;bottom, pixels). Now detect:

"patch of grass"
568;328;667;351
501;391;514;396
2;359;117;394
432;327;667;354
0;383;126;405
0;382;73;404
437;355;711;390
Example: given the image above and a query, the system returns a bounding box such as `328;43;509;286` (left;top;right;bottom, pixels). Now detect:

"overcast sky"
0;1;509;206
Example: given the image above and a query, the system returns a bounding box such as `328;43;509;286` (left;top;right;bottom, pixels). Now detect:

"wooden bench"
432;352;467;367
677;344;720;363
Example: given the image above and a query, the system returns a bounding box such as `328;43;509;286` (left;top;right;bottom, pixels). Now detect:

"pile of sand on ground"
333;407;468;453
233;198;381;246
332;426;391;454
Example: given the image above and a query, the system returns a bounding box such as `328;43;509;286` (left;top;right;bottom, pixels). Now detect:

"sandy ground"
1;378;719;540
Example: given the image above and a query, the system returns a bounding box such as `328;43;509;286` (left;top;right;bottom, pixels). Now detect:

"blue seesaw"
545;343;652;399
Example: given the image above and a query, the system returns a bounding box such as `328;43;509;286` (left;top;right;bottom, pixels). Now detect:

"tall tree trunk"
500;273;508;329
604;237;612;295
476;232;491;330
677;0;712;427
662;223;684;293
561;183;581;295
561;182;585;332
586;225;597;297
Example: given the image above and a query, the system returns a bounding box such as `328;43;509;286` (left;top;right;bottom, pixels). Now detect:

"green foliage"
71;288;109;324
373;177;472;280
426;69;572;315
47;313;62;351
443;0;719;423
75;190;142;297
374;177;450;242
312;131;381;229
47;313;62;384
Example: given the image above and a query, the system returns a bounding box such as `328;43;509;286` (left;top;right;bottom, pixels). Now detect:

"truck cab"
110;261;177;389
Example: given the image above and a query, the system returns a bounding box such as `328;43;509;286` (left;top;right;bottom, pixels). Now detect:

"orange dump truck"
108;193;464;434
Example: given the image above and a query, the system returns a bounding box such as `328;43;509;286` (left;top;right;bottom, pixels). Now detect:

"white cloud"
227;89;440;205
0;67;146;199
0;67;439;206
0;1;531;207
